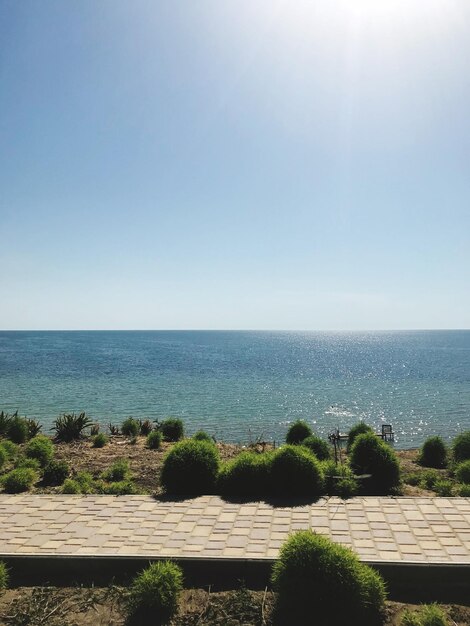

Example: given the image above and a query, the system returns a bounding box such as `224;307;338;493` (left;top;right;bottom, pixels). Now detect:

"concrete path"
0;495;469;565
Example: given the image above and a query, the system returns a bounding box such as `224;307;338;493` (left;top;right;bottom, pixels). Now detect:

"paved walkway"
0;496;469;565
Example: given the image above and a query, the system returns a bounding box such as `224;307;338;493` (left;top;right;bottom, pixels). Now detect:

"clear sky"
1;0;469;330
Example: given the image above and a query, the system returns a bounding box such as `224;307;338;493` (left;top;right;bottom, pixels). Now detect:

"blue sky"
1;0;469;330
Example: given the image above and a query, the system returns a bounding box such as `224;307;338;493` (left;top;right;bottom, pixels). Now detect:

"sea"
0;330;469;449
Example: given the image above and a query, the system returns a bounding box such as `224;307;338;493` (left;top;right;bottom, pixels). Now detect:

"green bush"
418;436;448;469
301;435;331;460
322;460;358;498
161;440;219;495
452;431;470;463
53;412;92;442
102;459;130;482
455;460;470;484
0;446;6;470
0;411;11;436
146;430;162;450
285;420;312;445
0;561;8;590
404;472;421;486
433;480;453;497
7;415;29;444
2;468;36;493
25;435;54;467
26;418;42;438
218;452;272;497
159;418;184;442
92;433;108;448
15;457;41;471
128;561;183;623
99;480;138;495
0;440;18;458
76;471;95;493
349;433;400;494
139;419;153;436
272;531;386;626
347;422;374;453
43;459;69;486
270;445;324;497
121;417;139;437
193;430;213;442
420;470;440;490
62;478;81;494
401;603;448;626
458;483;470;496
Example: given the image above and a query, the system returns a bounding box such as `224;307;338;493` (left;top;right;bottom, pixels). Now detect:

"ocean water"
0;330;469;448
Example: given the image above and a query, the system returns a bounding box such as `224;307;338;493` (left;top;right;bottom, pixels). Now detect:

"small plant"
108;422;120;436
160;439;219;495
102;459;130;482
53;412;92;442
404;472;422;486
146;430;162;450
218;452;272;497
193;430;213;442
128;560;183;622
419;469;440;490
139;419;153;436
92;433;108;448
158;418;184;442
121;417;139;437
2;468;37;493
418;436;448;469
285;420;312;445
25;435;54;467
349;432;400;493
26;418;42;438
7;414;29;444
0;446;6;470
270;445;324;497
347;422;374;452
75;471;95;493
455;459;470;484
322;460;358;498
433;479;453;496
15;456;41;471
0;561;8;590
42;459;69;486
401;603;448;626
0;411;12;436
452;431;470;463
0;440;18;458
301;435;331;460
458;483;470;496
61;478;81;494
99;480;138;495
272;531;386;626
90;423;100;436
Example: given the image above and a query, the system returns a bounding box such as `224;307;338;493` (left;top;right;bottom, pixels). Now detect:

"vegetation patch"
161;439;219;495
25;435;54;467
2;468;37;493
159;418;185;442
300;434;331;460
121;418;140;438
285;420;312;445
349;432;400;494
452;431;470;463
127;561;183;624
146;430;162;450
218;451;272;497
270;445;324;497
418;436;448;469
53;412;92;442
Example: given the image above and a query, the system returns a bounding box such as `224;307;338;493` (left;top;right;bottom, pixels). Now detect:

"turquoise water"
0;330;469;448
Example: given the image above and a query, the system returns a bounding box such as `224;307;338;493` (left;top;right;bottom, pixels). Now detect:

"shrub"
146;430;162;450
92;433;108;448
193;430;213;442
418;436;448;469
349;433;400;493
458;483;470;496
2;468;36;493
25;435;54;467
15;457;41;471
121;417;139;437
76;471;95;493
159;418;184;442
419;470;439;490
452;431;470;463
272;531;386;626
90;423;100;436
102;459;130;482
218;452;272;497
322;460;358;498
161;440;219;495
53;412;92;442
7;415;29;444
43;459;69;486
401;603;448;626
0;440;18;458
138;419;152;436
301;435;331;460
404;472;422;486
0;561;8;590
99;480;138;495
62;478;81;494
0;446;6;470
0;411;12;436
128;561;183;623
433;480;453;497
270;445;324;497
347;422;374;453
455;460;470;484
285;420;312;445
26;418;42;438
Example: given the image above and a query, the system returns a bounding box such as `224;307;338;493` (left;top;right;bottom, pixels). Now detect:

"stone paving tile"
0;496;468;564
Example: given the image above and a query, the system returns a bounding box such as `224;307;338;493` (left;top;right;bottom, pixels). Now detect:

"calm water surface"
0;330;469;448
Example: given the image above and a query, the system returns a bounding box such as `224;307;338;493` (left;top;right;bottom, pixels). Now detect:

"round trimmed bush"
25;435;54;467
286;420;312;445
0;440;18;458
193;430;212;442
349;432;400;494
418;436;448;469
146;430;162;450
128;561;183;622
347;422;374;453
43;459;69;486
218;452;272;497
0;561;8;590
270;445;324;497
322;460;358;498
160;440;219;495
452;431;470;463
160;418;184;442
7;415;29;444
102;459;130;482
455;460;470;485
92;433;108;448
272;531;386;626
2;468;36;493
121;418;139;438
301;435;331;461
